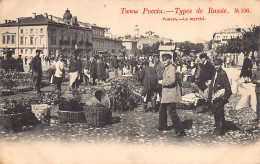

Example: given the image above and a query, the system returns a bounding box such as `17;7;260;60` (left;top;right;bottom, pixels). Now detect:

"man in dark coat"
197;53;215;112
208;58;232;136
29;49;42;93
153;54;165;112
16;55;24;72
139;61;158;112
251;62;260;122
240;54;253;83
69;54;80;89
90;56;97;85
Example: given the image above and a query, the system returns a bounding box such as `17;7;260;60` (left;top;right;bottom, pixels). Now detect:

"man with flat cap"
158;53;186;136
197;53;215;113
29;49;42;93
208;58;232;136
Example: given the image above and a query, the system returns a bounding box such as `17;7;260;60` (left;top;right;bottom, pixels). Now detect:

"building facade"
0;9;123;60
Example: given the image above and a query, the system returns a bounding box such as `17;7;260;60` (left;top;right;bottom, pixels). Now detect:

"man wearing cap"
29;49;42;93
240;54;253;83
251;62;260;122
197;53;215;112
158;53;186;136
208;58;232;136
153;53;165;112
16;55;24;72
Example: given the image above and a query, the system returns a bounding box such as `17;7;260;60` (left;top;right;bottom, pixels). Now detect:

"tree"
240;26;259;57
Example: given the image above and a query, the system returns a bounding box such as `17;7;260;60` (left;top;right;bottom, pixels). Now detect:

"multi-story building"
91;25;122;55
212;27;247;49
0;9;123;60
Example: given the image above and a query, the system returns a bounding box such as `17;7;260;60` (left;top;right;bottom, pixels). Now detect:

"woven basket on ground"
83;105;112;127
0;111;32;131
58;110;86;123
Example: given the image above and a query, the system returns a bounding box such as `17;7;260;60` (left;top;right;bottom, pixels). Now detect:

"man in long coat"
197;53;215;112
139;61;158;112
16;55;24;72
158;53;186;136
29;49;42;93
90;56;97;85
208;58;232;136
240;54;253;83
153;54;165;112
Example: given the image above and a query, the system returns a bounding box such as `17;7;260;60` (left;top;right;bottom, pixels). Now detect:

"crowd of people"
1;48;260;137
138;52;235;136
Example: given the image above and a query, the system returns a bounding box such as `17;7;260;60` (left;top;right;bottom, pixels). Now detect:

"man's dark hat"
199;53;207;59
213;58;223;65
36;49;42;53
161;53;172;60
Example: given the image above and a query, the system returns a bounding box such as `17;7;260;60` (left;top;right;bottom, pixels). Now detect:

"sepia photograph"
0;0;260;163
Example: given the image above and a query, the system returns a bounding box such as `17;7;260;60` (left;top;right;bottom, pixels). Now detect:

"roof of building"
63;9;72;20
158;45;176;51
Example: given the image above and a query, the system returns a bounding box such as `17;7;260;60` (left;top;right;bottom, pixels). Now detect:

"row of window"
19;36;44;45
216;35;242;40
93;29;104;36
20;28;44;34
2;35;15;44
93;40;121;48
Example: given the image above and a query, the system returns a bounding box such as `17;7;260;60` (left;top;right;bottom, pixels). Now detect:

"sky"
0;0;259;42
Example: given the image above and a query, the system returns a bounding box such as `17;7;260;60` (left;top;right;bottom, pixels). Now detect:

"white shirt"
55;60;64;77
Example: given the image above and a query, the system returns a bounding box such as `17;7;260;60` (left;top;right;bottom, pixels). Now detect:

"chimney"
44;13;48;18
5;20;7;23
32;12;36;18
50;15;53;20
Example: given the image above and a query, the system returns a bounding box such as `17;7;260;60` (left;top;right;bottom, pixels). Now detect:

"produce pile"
106;75;143;111
0;71;52;95
1;98;32;115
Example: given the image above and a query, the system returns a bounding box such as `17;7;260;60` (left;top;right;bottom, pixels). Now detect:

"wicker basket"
0;111;31;131
84;105;112;127
58;110;86;123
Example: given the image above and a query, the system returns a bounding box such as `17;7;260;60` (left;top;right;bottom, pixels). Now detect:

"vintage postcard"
0;0;260;163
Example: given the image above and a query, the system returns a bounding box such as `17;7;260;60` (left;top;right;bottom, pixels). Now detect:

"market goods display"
0;71;52;96
0;98;35;131
57;90;85;123
106;75;142;111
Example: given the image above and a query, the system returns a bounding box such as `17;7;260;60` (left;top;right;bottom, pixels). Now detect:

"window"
25;37;27;45
40;28;43;33
25;49;28;54
68;37;70;45
11;35;15;44
20;29;23;34
30;49;33;54
68;50;70;54
30;37;33;45
20;36;23;45
7;35;10;44
40;36;42;45
54;36;56;45
61;36;64;41
2;36;5;44
21;49;23;54
30;29;33;34
35;38;37;45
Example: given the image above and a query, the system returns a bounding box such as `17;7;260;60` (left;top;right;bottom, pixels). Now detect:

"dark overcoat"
240;57;253;78
208;68;232;105
30;56;42;77
140;66;158;96
198;61;215;91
